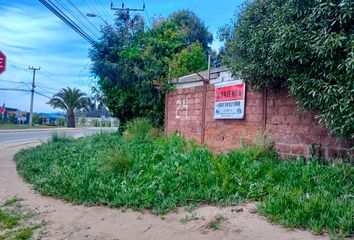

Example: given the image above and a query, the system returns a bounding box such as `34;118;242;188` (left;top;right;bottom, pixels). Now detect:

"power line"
0;88;30;92
54;0;100;38
143;0;150;27
39;0;96;45
7;59;29;67
36;86;56;94
0;80;28;84
34;90;52;99
94;0;114;24
6;58;74;90
39;71;72;87
82;0;98;18
6;58;73;88
65;0;101;35
85;0;111;24
36;84;60;91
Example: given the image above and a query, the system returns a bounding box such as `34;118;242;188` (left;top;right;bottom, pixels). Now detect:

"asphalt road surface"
0;127;118;145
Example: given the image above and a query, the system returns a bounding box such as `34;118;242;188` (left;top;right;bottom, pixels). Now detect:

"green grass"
13;228;32;240
50;132;73;143
0;197;43;240
0;123;56;129
14;128;354;238
0;210;19;229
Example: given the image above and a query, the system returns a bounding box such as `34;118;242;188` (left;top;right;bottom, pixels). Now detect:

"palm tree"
47;87;90;128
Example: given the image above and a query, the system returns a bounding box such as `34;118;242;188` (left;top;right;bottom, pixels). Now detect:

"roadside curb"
0;127;118;134
0;127;96;134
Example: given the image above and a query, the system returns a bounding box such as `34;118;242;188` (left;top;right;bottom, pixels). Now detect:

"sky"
0;0;244;113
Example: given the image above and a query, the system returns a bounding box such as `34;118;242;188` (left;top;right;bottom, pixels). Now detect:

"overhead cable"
39;0;96;45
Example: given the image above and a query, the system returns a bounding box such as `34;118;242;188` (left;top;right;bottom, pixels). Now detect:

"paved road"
0;127;118;144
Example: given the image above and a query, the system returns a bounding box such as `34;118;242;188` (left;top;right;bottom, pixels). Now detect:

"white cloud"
0;4;95;112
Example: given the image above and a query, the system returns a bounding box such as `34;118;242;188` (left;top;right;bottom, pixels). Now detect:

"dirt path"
0;142;328;240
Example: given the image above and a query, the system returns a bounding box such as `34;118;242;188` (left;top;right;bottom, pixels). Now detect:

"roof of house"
171;67;242;89
37;113;65;119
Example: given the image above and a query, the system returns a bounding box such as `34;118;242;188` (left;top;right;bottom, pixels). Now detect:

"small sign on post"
0;51;6;75
214;80;246;119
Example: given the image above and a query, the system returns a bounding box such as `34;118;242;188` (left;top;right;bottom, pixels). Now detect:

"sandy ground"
0;141;328;240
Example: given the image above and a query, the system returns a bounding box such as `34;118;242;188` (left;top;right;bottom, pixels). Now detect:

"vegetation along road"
1;140;326;239
0;127;117;144
2;119;351;239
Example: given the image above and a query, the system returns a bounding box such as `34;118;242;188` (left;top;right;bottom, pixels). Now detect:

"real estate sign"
214;80;246;119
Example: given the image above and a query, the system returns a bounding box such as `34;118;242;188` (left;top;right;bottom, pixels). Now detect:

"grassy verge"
0;197;45;240
0;123;56;129
14;119;353;238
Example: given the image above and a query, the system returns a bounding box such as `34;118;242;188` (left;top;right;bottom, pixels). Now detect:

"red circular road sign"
0;51;6;75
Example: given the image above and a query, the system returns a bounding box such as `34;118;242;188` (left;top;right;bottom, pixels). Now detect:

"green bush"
102;120;111;127
122;118;154;143
91;119;100;127
14;132;353;237
222;0;354;140
79;117;86;126
170;42;208;78
50;132;72;143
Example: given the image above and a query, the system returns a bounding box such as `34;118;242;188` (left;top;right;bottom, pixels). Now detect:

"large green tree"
222;0;354;140
90;10;211;126
47;87;90;128
170;42;208;78
168;10;213;54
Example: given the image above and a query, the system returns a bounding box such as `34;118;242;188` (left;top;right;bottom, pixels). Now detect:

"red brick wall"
166;84;353;160
267;89;352;159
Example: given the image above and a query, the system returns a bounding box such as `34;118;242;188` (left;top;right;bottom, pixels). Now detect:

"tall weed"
123;118;154;143
50;132;72;143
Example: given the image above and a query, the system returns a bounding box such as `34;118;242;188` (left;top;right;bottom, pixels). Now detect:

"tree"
170;42;208;78
169;10;213;54
90;10;211;127
90;86;107;116
47;87;90;128
222;0;354;140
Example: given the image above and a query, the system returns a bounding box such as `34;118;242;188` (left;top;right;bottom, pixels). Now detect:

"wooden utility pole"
28;66;40;126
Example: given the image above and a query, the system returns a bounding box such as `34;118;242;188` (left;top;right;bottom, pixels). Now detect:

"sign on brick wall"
214;80;246;119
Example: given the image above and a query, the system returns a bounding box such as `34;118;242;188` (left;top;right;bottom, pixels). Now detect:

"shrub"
122;118;154;143
222;0;354;140
103;145;134;175
79;117;86;126
91;119;100;127
50;132;72;143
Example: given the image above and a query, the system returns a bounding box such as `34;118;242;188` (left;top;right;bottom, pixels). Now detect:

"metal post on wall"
164;93;168;135
262;87;268;132
201;54;211;144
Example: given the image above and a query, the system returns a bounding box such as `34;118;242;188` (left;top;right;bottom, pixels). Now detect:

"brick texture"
166;85;353;160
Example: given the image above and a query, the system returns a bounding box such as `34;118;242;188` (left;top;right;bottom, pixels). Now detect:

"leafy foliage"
90;10;211;126
222;0;354;139
15;121;353;237
47;87;90;128
122;117;154;143
168;9;213;54
170;42;208;78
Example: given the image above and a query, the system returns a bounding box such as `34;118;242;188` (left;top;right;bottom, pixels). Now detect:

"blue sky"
0;0;244;112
